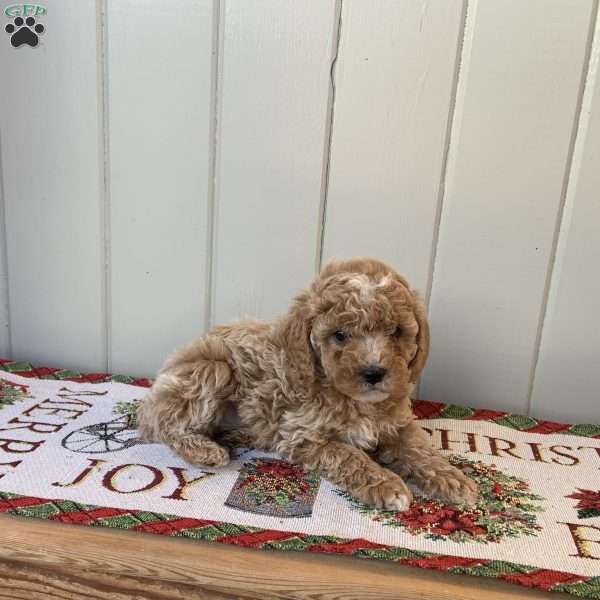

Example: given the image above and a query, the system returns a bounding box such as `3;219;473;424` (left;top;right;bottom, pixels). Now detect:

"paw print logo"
5;16;45;47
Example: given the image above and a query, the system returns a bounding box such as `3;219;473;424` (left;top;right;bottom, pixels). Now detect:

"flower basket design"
339;456;544;544
225;458;321;518
566;489;600;519
0;378;29;407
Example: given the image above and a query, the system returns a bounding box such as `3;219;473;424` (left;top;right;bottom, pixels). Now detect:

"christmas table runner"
0;360;599;598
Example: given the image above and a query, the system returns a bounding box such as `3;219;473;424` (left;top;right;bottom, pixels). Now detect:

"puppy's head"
285;258;429;402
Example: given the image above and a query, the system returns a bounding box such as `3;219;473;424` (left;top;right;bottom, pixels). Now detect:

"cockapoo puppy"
138;258;478;510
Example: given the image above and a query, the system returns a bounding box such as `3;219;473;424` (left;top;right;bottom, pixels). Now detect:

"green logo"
4;4;46;17
4;3;45;47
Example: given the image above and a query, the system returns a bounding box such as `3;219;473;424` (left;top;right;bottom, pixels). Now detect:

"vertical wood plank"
421;0;595;413
108;0;214;376
0;0;105;371
322;0;464;294
530;13;600;423
213;0;337;324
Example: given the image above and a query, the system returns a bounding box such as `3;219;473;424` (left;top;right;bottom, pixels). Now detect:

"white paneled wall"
107;0;214;376
322;0;464;294
0;0;598;421
530;10;600;423
213;1;337;324
421;0;597;415
0;0;105;371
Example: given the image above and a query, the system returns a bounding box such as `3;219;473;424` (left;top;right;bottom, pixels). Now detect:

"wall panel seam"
526;0;600;415
208;0;226;329
0;132;11;358
98;0;111;372
418;0;472;398
316;0;343;274
206;0;222;332
424;0;469;310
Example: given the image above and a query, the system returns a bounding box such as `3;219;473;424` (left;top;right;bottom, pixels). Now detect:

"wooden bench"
0;513;570;599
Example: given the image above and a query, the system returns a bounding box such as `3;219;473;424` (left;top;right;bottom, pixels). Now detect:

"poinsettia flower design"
339;456;544;544
566;489;600;519
436;514;487;537
238;459;314;501
256;460;306;479
567;489;600;510
398;502;486;537
396;501;458;530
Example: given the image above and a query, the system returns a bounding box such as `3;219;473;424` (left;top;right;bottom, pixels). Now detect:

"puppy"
138;258;478;510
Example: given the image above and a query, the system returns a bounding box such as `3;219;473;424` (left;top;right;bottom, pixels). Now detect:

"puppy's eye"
333;330;347;343
391;326;403;338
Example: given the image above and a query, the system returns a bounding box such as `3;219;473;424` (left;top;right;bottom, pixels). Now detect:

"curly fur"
137;258;478;510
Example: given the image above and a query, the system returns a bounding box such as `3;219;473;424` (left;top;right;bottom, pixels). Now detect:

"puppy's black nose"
361;366;387;385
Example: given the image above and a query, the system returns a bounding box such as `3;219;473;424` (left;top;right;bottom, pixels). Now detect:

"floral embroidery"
0;378;29;407
339;456;544;543
113;398;142;426
566;489;600;519
225;458;321;518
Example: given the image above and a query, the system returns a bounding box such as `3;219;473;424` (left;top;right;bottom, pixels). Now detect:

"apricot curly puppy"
137;258;478;510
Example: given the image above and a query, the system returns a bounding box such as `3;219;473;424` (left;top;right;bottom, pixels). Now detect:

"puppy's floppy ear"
409;293;430;383
277;289;321;390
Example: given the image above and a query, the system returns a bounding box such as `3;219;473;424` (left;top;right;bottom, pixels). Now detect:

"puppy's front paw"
360;476;413;511
173;435;230;468
434;467;479;506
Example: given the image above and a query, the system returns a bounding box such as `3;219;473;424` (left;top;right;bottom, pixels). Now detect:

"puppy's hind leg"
137;335;238;467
